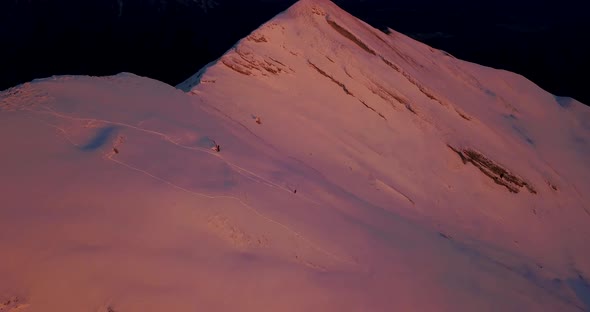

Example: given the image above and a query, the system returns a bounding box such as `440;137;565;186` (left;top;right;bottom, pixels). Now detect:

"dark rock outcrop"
449;145;537;194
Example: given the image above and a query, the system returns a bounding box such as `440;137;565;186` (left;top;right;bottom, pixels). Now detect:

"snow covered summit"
1;0;589;311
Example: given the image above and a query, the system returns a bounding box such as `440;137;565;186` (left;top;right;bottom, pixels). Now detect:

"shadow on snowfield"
569;275;590;311
80;126;117;151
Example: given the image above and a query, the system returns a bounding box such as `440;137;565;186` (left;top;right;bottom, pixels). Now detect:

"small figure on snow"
211;140;221;152
255;116;262;124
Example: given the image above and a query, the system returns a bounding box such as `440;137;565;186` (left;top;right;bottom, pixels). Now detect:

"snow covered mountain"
1;0;589;311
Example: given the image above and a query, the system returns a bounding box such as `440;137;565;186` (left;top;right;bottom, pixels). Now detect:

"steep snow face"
0;0;589;311
183;0;590;248
180;0;590;308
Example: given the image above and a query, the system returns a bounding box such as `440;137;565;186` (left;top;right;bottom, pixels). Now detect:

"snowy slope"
1;0;590;311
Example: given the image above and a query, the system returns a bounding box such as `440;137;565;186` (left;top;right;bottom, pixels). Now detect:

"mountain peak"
178;0;400;89
178;0;590;274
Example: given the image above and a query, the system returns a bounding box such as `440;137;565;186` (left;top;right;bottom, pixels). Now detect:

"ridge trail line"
29;107;295;193
30;106;323;207
29;108;355;266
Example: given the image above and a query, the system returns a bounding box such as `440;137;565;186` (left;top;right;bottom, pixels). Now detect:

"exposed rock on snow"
448;145;536;194
0;296;28;312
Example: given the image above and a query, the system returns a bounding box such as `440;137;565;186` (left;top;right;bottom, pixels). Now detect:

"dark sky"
1;0;589;104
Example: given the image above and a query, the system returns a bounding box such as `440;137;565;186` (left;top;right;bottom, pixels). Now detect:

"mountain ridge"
1;0;589;311
2;0;589;104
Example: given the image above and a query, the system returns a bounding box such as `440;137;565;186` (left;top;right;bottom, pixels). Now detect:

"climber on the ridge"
211;140;220;152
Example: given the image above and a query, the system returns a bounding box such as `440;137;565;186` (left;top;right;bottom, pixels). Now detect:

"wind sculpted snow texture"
1;0;590;311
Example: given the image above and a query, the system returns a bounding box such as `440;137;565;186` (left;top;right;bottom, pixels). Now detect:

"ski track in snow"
28;107;356;267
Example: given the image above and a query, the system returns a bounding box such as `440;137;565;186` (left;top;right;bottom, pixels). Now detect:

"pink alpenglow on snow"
1;0;590;311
